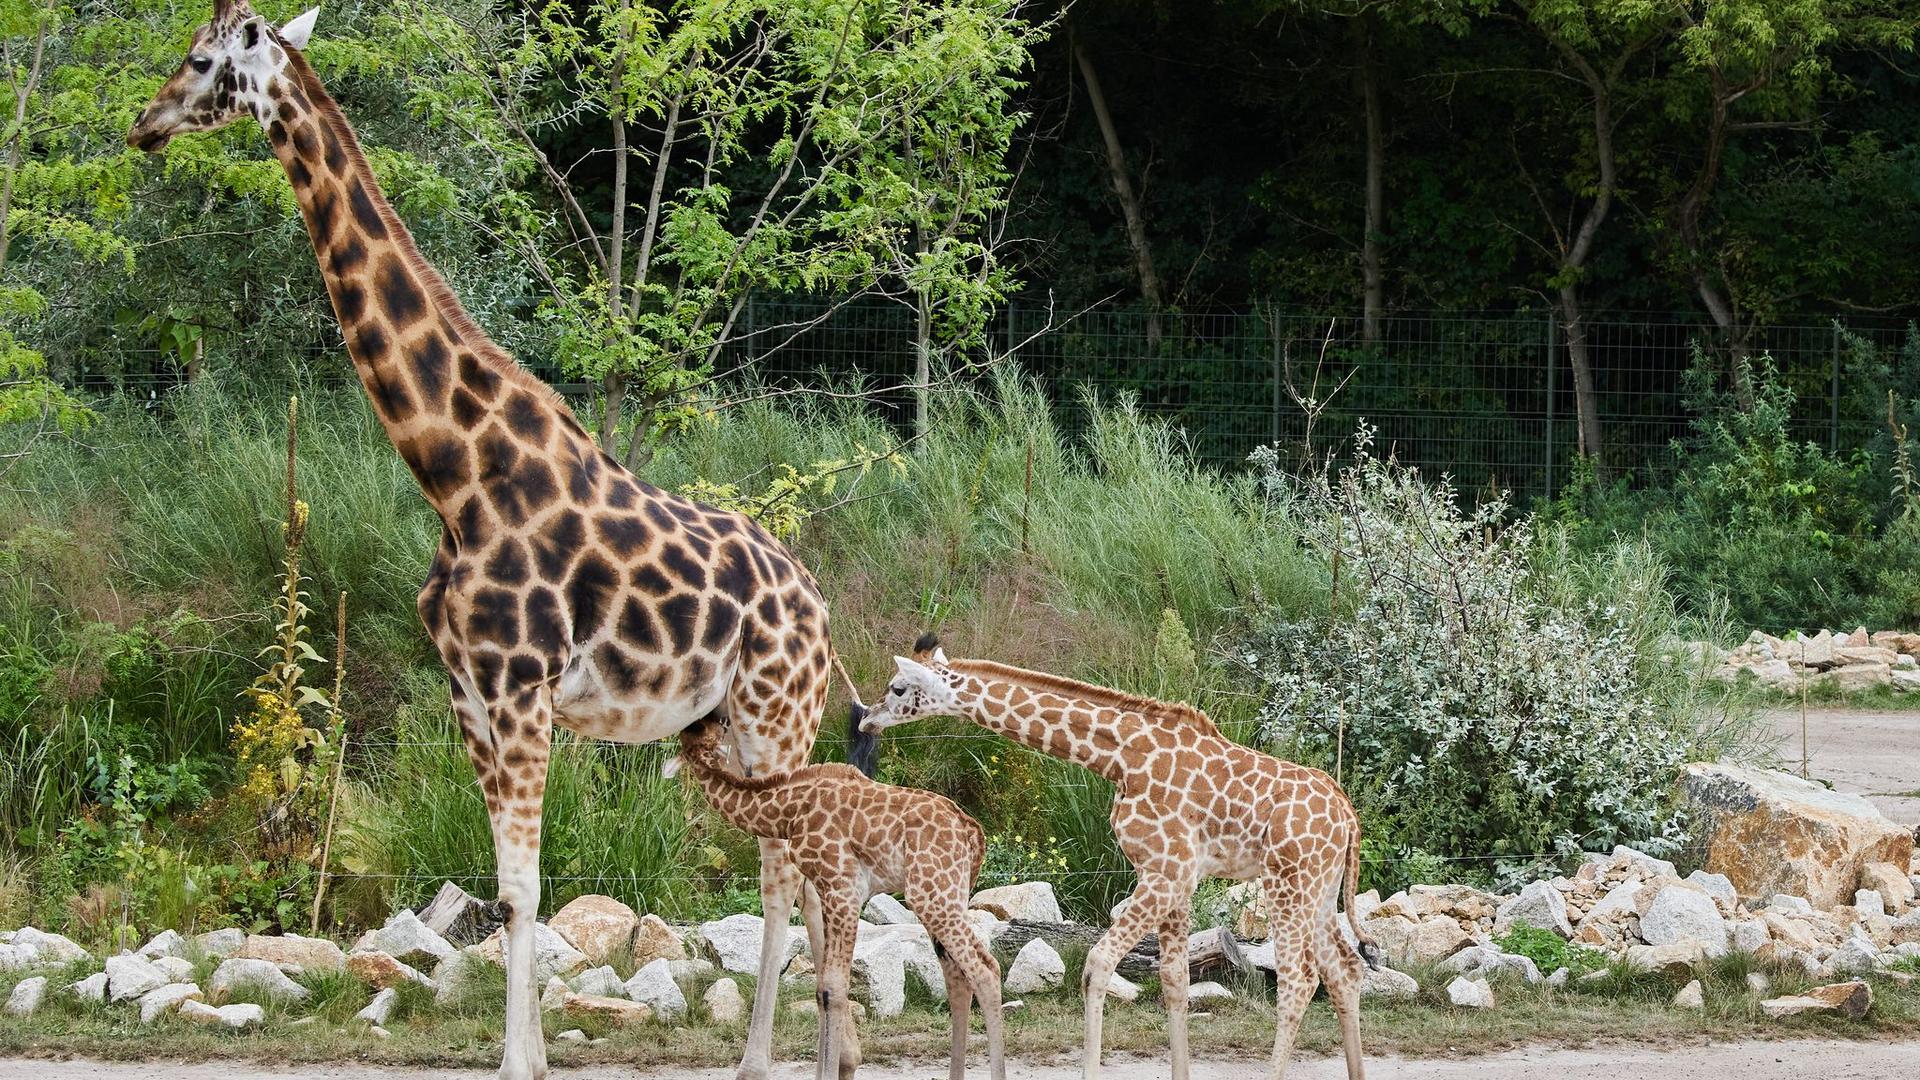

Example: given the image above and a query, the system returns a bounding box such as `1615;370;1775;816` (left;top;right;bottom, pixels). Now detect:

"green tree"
393;0;1040;462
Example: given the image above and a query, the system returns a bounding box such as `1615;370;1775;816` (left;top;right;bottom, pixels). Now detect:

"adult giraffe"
128;7;868;1078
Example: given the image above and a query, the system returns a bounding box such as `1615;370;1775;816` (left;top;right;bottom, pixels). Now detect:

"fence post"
1830;322;1840;454
1544;312;1556;499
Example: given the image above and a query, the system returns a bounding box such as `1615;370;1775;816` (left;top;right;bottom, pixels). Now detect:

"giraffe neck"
261;54;580;530
951;675;1139;784
678;736;801;837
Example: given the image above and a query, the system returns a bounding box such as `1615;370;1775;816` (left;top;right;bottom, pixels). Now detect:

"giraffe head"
860;634;960;733
127;1;320;153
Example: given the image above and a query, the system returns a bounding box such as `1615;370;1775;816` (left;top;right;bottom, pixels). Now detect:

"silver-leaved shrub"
1243;427;1754;890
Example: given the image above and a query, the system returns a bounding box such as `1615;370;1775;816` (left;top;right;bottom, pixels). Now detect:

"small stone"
1446;976;1493;1008
366;1024;391;1040
207;958;310;1004
1626;942;1706;977
5;976;48;1018
1686;871;1737;907
196;928;247;958
1769;894;1813;914
352;910;456;969
1188;981;1234;1003
569;964;626;999
549;895;641;963
703;977;744;1023
562;992;653;1027
69;972;108;1002
236;933;345;973
138;982;203;1023
347;950;431;990
1860;863;1916;912
152;956;195;983
555;1028;588;1044
1856;890;1887;918
969;882;1063;923
1672;979;1704;1009
1825;932;1880;975
355;987;399;1027
1003;939;1065;994
137;930;189;960
541;976;570;1012
1358;966;1418;1000
1762;980;1872;1020
1103;973;1141;1002
472;922;588;982
630;914;686;968
1731;919;1771;955
178;1000;265;1030
667;958;715;985
622;958;687;1019
106;955;169;1002
863;893;918;925
1545;967;1569;988
1747;972;1771;994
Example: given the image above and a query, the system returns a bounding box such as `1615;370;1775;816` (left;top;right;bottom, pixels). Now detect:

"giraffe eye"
889;682;906;697
190;56;212;74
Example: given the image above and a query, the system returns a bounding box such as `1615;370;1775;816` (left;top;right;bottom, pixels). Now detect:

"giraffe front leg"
459;682;552;1080
1081;874;1177;1080
739;838;802;1080
1157;904;1194;1080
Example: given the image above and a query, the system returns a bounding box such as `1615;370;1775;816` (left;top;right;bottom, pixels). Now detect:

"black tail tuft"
1358;938;1382;971
846;701;879;776
912;631;941;657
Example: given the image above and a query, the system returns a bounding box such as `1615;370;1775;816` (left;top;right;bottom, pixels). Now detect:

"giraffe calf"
668;718;1006;1080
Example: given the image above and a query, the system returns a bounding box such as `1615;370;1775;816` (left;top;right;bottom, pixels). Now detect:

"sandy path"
3;1042;1915;1080
1765;706;1920;825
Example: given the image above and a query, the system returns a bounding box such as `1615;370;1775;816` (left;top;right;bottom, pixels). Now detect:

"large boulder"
703;977;745;1023
207;958;310;1004
694;913;804;976
548;895;641;962
138;982;203;1024
5;977;47;1018
106;955;169;1003
1640;885;1730;957
969;882;1062;923
1761;980;1872;1020
353;910;456;969
235;933;345;973
622;958;687;1019
1365;915;1471;965
1495;881;1572;938
1003;938;1064;994
1683;763;1913;909
630;914;686;968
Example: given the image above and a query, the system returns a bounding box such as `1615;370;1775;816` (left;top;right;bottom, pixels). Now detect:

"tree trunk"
599;2;633;457
1557;284;1605;461
1673;73;1755;409
1355;15;1385;348
1072;30;1163;348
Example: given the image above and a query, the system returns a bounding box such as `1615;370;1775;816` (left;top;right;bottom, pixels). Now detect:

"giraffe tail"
834;652;880;777
1345;826;1381;970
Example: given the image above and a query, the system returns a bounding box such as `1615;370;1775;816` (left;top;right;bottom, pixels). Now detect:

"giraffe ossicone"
128;6;869;1079
864;637;1376;1080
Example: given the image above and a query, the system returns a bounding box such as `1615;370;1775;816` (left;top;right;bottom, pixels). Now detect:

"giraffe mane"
943;658;1223;739
281;46;572;421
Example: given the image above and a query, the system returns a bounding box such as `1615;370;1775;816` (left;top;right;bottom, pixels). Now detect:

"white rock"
554;1028;588;1044
0;944;23;971
1103;973;1141;1003
138;982;202;1023
622;958;687;1019
1747;972;1772;994
1440;945;1541;984
355;987;399;1026
5;976;48;1018
13;929;89;965
1495;881;1572;938
152;956;196;983
547;895;642;963
472;922;589;982
196;929;247;958
851;937;912;1017
1855;890;1887;918
207;958;310;1004
856;923;945;1002
1188;981;1234;1003
1826;932;1880;975
694;913;803;976
1640;886;1730;957
106;954;169;1002
1731;919;1771;955
1603;845;1678;881
864;893;918;925
180;1000;265;1029
137;930;189;960
541;976;570;1012
1585;876;1646;923
353;909;456;969
366;1024;392;1039
69;972;108;1002
235;933;345;973
1359;965;1418;1000
1673;979;1704;1009
569;965;626;999
1446;976;1493;1008
703;977;744;1023
966;910;1009;945
1687;871;1737;907
1545;967;1569;988
667;957;715;985
969;882;1063;923
1003;939;1065;994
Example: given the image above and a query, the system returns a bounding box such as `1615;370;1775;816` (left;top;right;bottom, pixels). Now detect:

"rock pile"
1703;627;1920;692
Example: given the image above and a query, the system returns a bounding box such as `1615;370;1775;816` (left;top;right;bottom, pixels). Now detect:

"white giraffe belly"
552;649;731;744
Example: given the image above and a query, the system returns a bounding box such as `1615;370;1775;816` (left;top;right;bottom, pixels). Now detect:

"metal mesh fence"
63;297;1916;499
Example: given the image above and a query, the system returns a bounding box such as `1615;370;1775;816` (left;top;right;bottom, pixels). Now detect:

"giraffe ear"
931;646;948;665
893;655;937;685
661;754;684;779
280;7;320;50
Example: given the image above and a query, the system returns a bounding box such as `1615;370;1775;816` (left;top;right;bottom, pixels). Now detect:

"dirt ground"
1765;705;1920;825
4;1040;1916;1080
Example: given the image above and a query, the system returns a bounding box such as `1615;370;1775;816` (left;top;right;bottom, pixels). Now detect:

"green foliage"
1494;926;1606;977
